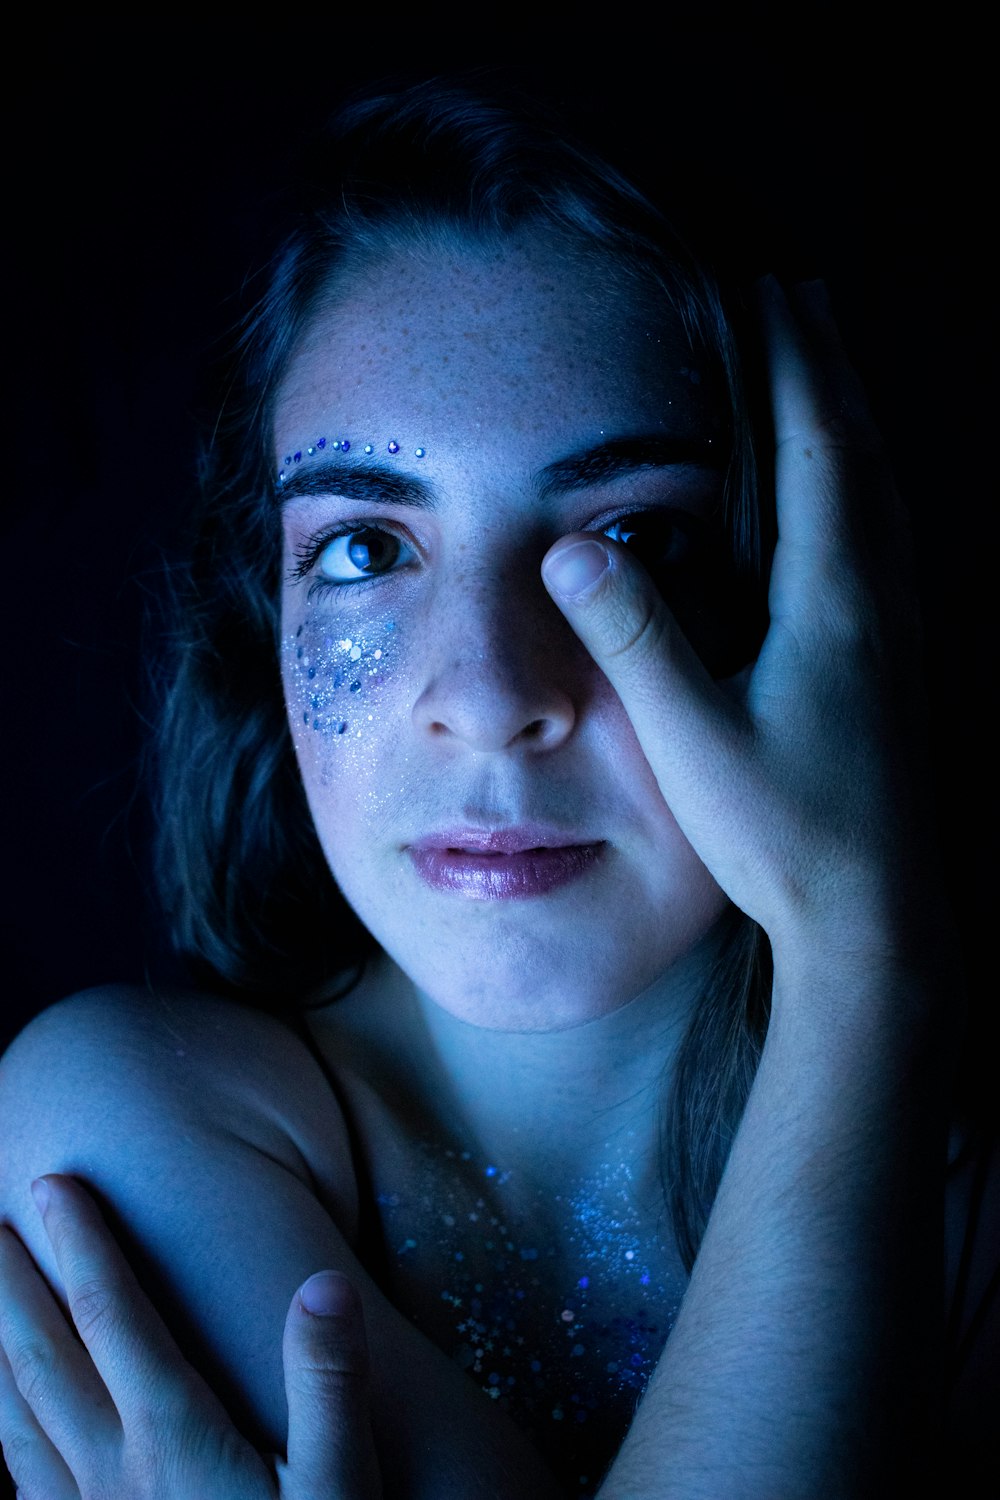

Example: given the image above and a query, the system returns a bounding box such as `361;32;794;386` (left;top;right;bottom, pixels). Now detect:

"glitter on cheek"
282;613;407;801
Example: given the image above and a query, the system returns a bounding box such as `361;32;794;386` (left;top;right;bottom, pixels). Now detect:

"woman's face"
276;229;731;1030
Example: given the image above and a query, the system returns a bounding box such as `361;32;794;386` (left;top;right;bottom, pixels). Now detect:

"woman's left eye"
600;511;697;570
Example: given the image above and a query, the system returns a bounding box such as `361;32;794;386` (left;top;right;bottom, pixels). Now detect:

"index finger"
31;1174;223;1430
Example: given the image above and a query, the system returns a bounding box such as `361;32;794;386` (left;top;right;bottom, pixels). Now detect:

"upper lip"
407;825;601;855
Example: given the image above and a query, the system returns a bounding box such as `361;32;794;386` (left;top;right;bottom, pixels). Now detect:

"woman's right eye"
290;525;417;594
316;526;414;583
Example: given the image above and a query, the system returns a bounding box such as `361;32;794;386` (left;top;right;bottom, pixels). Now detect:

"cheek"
281;604;409;818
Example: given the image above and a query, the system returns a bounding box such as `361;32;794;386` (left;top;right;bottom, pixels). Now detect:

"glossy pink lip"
407;827;605;900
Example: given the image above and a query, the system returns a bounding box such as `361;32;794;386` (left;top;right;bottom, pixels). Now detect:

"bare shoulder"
0;983;367;1448
0;985;559;1493
0;982;359;1238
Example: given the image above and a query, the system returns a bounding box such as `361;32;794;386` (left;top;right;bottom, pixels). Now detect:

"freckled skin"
277;229;729;1032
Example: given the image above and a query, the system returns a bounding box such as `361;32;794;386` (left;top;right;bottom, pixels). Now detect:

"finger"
762;276;879;450
279;1271;381;1500
758;278;898;600
0;1221;119;1470
0;1339;79;1500
29;1176;213;1431
541;534;748;844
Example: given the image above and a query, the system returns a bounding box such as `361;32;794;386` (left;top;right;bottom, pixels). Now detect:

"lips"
407;826;605;899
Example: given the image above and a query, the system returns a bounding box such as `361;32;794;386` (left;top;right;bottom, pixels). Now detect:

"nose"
411;568;582;753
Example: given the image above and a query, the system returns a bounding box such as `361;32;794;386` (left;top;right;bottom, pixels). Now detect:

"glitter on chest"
376;1144;684;1493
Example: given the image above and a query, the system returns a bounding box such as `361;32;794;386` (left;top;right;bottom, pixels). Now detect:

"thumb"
541;535;741;806
279;1270;382;1500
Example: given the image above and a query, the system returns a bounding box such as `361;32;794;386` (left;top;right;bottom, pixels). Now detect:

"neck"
333;917;730;1211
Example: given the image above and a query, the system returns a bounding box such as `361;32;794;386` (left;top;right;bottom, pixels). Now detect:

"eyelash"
289;523;417;602
289;508;702;602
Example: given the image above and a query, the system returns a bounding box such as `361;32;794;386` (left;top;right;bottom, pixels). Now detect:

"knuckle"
288;1357;369;1404
147;1420;258;1495
67;1275;117;1343
7;1336;58;1411
1;1423;43;1491
603;593;668;663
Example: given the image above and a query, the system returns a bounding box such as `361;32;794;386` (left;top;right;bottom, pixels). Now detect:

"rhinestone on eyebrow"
277;438;427;483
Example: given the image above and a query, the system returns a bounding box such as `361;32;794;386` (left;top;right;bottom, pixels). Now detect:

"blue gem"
293;451;302;462
307;446;315;455
364;443;374;455
415;446;426;457
317;436;327;448
387;440;400;454
332;439;341;450
284;455;292;465
340;439;350;452
278;471;285;482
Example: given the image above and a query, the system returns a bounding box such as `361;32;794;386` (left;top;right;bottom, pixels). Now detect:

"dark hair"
153;80;772;1269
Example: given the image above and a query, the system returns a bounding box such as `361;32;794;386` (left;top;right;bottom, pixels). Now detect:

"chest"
361;1131;689;1492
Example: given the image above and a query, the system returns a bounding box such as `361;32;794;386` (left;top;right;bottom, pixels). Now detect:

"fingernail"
299;1270;355;1317
542;540;609;600
30;1178;51;1218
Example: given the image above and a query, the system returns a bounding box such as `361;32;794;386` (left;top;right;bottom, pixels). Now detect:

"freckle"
804;447;813;459
295;624;303;637
350;681;361;692
307;666;315;678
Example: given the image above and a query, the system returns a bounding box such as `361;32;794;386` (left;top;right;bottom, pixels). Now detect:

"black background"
0;13;992;1495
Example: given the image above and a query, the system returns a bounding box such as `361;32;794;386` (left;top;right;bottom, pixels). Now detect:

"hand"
0;1174;381;1499
541;278;933;969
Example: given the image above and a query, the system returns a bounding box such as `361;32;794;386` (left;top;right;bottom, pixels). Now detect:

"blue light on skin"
283;616;398;744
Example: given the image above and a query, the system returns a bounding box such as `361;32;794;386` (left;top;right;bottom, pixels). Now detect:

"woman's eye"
601;512;695;570
316;527;413;584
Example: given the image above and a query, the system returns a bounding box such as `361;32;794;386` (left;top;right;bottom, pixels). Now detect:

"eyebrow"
275;436;724;510
276;463;437;510
536;436;725;500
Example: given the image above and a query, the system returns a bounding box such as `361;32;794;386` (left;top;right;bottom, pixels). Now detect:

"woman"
0;83;994;1497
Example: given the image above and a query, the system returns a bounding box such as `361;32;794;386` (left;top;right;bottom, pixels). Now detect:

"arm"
542;277;966;1496
1;1174;381;1499
598;959;953;1498
0;987;558;1498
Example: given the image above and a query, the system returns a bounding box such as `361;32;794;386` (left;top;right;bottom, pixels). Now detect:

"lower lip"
408;843;605;900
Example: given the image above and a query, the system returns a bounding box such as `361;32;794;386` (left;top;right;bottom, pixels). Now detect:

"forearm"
599;947;956;1499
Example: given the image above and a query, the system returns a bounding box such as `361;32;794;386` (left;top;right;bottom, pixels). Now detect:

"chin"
382;898;728;1034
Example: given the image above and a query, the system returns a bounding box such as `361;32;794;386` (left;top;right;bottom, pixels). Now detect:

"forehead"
274;230;721;469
